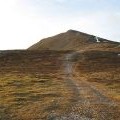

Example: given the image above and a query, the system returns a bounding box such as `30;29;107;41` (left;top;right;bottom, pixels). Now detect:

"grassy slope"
0;50;75;119
0;48;120;119
75;50;120;101
28;30;120;51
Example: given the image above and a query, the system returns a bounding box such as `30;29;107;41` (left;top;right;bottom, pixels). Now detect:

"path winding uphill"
1;51;119;120
56;52;120;120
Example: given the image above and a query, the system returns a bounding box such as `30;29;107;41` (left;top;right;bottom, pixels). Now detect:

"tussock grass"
0;50;74;119
76;50;120;101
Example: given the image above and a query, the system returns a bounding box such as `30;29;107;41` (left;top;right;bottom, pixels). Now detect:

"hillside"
0;50;120;119
0;50;71;119
0;30;120;119
28;30;120;51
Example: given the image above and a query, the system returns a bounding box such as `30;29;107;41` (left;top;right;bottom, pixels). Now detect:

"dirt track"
49;52;120;120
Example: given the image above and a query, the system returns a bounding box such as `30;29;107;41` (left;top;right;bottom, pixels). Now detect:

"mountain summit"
28;30;120;51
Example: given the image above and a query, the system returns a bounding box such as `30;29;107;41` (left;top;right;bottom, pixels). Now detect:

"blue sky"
0;0;120;50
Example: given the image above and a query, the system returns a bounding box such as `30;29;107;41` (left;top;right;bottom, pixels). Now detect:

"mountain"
28;30;120;51
0;30;120;119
